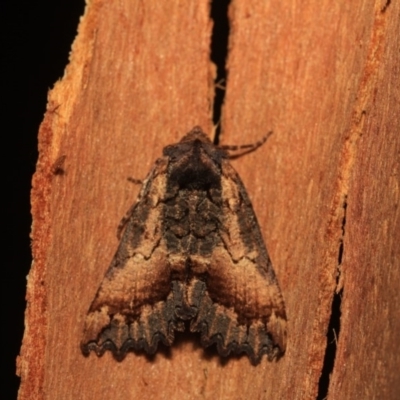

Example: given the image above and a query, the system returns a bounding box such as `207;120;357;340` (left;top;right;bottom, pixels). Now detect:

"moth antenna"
220;131;273;159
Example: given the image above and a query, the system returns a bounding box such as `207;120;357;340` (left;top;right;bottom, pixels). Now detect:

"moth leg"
215;78;226;91
210;121;220;143
127;177;143;185
220;131;273;160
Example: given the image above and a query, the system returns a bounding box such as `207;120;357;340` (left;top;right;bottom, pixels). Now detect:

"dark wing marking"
188;161;287;362
81;157;181;357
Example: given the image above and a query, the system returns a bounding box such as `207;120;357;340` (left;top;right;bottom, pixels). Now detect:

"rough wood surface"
18;0;399;399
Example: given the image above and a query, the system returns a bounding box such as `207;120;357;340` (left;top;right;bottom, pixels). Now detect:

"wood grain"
19;0;399;399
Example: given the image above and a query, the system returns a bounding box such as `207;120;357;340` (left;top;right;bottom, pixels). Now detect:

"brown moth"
81;126;286;364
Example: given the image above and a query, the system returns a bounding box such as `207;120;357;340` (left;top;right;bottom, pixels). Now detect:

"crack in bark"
209;0;230;143
381;0;391;13
317;197;347;399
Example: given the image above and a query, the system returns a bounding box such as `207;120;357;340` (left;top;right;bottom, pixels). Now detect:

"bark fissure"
317;198;347;399
210;0;230;142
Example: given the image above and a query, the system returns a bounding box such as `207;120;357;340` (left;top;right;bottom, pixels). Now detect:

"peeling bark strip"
81;126;286;364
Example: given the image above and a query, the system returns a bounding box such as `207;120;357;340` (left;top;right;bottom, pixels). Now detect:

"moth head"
179;126;211;144
163;127;225;190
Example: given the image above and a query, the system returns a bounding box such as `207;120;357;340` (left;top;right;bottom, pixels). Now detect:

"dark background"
3;1;230;398
4;1;85;398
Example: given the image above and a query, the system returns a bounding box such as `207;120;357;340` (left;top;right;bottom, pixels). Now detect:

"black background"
4;1;85;398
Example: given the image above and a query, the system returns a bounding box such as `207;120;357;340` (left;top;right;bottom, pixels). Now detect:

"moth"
81;126;287;364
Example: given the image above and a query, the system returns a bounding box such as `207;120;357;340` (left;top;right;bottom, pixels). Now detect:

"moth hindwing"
81;126;287;364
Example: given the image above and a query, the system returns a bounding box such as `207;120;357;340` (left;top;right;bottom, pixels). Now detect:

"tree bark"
18;0;400;399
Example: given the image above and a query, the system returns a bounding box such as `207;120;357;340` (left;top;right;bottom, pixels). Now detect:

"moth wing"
81;157;180;358
191;161;287;362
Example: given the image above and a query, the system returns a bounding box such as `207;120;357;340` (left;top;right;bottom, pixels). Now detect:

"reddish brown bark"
19;1;399;399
